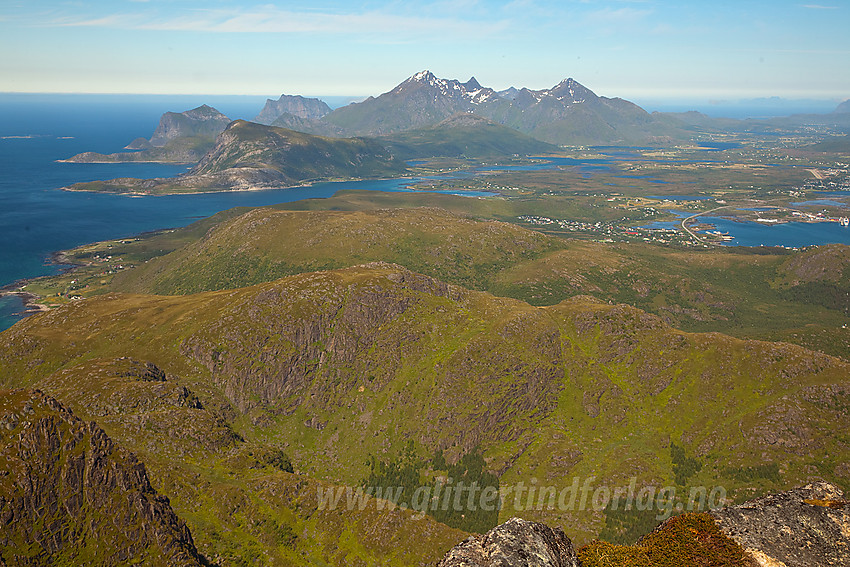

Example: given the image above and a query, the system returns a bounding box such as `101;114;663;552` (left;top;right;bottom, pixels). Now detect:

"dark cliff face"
711;482;850;567
149;105;232;147
0;389;204;567
437;517;579;567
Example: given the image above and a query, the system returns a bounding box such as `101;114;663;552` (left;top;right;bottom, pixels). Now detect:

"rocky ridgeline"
439;484;850;566
437;517;579;567
0;389;205;566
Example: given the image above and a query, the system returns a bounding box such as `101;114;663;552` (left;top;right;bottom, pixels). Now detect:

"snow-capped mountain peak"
400;71;496;105
545;78;595;104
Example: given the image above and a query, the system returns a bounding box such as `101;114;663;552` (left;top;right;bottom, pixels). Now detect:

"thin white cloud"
47;6;508;38
801;4;840;8
584;7;652;23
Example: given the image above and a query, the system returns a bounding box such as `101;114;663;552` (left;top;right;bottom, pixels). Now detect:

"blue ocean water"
0;95;511;330
698;216;850;248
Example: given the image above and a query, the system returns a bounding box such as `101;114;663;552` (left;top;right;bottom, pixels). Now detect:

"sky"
1;0;848;103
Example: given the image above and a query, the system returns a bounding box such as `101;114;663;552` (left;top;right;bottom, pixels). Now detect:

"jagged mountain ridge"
314;70;684;144
319;70;499;136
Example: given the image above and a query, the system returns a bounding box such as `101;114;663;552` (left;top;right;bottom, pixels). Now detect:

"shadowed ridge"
0;389;206;566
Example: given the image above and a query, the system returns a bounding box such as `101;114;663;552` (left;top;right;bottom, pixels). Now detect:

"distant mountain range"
64;72;850;170
268;70;684;145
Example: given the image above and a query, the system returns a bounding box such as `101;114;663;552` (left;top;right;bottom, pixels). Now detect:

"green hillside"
2;263;849;551
80;203;850;361
381;113;557;159
108;207;559;295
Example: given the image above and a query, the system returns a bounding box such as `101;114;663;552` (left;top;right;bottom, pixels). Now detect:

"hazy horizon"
0;89;844;122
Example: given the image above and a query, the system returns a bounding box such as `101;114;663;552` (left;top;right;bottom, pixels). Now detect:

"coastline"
0;250;87;318
57;173;413;197
56;158;194;165
0;289;51;316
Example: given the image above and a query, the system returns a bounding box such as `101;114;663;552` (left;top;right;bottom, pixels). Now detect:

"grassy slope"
2;264;849;549
0;332;465;566
380;114;557;159
109;207;560;295
102;204;850;360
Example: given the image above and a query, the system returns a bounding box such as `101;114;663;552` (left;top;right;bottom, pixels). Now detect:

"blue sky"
1;0;848;102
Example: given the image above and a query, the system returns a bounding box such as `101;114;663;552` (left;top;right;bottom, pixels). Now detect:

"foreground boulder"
0;389;204;566
437;517;579;567
711;482;850;567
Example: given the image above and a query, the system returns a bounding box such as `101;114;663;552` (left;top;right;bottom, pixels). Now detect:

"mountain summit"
253;94;332;125
318;71;678;144
148;105;231;147
394;70;495;105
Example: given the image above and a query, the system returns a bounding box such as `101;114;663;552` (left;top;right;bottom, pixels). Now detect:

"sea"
0;94;494;330
2;94;850;331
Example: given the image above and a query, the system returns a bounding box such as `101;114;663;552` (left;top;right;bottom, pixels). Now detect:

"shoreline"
57;158;194;165
58;172;420;197
0;289;52;316
0;250;87;318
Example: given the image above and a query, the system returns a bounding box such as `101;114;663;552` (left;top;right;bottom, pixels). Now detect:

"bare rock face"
149;104;231;147
711;482;850;566
0;389;204;566
254;94;332;125
437;517;579;567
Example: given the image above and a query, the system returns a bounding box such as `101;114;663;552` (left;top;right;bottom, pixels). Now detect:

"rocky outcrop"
437;517;579;567
711;482;850;567
254;94;332;125
149;104;231;147
62;105;232;164
0;389;204;566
